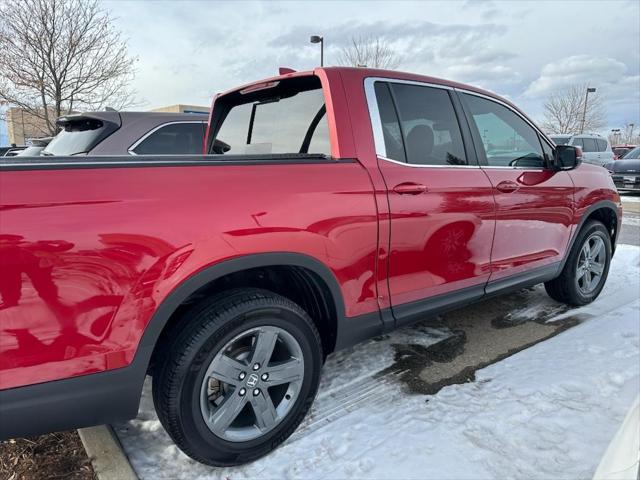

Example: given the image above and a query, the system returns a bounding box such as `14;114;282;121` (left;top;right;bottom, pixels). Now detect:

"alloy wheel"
199;326;304;442
575;233;606;295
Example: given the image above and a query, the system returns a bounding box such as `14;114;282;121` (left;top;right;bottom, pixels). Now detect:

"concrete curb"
78;425;138;480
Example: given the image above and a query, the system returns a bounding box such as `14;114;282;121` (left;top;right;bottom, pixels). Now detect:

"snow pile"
115;246;640;480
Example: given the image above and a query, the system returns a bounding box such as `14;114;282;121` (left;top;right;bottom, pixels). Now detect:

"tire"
544;220;612;306
152;288;322;466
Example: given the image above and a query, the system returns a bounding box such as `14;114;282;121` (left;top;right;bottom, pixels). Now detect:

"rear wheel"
545;220;612;305
152;289;322;466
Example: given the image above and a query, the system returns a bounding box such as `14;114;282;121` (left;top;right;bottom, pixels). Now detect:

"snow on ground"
115;245;640;480
623;216;640;227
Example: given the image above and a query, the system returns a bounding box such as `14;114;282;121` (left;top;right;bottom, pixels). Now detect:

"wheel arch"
562;200;620;270
138;252;346;374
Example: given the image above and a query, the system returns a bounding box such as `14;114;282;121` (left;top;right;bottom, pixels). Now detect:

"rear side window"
461;93;545;168
572;138;584;148
581;138;597;152
596;139;608;152
212;77;330;156
374;82;467;166
132;122;204;155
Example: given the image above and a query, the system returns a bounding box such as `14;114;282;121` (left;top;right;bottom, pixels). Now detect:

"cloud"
524;55;629;97
522;55;639;127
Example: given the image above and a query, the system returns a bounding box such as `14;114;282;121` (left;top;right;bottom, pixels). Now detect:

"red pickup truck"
0;67;622;466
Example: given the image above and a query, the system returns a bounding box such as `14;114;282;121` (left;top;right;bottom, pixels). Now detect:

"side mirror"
553;145;582;170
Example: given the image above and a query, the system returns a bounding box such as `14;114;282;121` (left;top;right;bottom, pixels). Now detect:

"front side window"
462;93;545;168
132;122;205;155
213;77;330;156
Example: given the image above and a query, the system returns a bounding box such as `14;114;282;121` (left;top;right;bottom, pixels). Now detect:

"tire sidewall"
174;299;321;465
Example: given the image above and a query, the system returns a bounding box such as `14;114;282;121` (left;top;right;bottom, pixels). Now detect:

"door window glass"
596;138;608;152
462;93;545;168
389;83;467;166
540;136;553;166
373;82;406;162
581;138;597;152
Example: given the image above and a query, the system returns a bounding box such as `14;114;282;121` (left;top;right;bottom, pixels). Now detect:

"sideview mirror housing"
553;145;582;171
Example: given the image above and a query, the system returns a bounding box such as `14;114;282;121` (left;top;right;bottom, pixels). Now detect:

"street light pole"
580;87;596;134
310;35;324;67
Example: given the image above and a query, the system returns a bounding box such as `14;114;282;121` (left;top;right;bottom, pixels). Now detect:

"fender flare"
560;199;620;271
135;252;347;364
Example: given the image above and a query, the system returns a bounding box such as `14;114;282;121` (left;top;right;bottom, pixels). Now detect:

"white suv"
549;134;614;166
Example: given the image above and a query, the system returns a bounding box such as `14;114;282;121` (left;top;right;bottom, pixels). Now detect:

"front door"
458;92;575;286
368;80;496;325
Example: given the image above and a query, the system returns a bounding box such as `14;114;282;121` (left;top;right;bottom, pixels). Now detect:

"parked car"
605;146;640;191
0;67;622;466
550;134;614;166
2;146;26;157
15;137;53;157
612;144;637;160
41;111;207;156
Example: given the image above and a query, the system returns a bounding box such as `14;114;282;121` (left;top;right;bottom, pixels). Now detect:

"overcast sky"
104;0;639;133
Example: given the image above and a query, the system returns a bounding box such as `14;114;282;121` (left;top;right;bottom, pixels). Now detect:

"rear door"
458;91;574;287
366;79;496;325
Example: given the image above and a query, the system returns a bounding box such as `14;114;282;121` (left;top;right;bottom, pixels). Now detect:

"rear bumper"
0;346;150;440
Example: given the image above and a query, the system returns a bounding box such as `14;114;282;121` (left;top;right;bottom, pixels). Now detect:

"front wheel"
545;220;612;306
152;289;322;466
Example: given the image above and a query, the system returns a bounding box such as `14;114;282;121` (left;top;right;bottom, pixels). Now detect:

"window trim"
364;77;479;169
128;121;206;156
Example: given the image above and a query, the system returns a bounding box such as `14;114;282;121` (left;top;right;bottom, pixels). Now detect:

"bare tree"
0;0;137;136
338;36;401;70
542;84;606;135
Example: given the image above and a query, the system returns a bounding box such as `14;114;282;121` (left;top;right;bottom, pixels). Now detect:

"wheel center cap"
246;373;259;388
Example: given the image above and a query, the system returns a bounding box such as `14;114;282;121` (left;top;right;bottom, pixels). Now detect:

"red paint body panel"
0;67;621;393
0;164;378;389
482;169;575;280
378;162;496;307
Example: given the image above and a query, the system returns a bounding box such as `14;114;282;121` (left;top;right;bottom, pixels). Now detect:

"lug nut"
253;388;260;396
253;363;260;371
239;372;246;380
261;373;268;381
239;388;246;396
